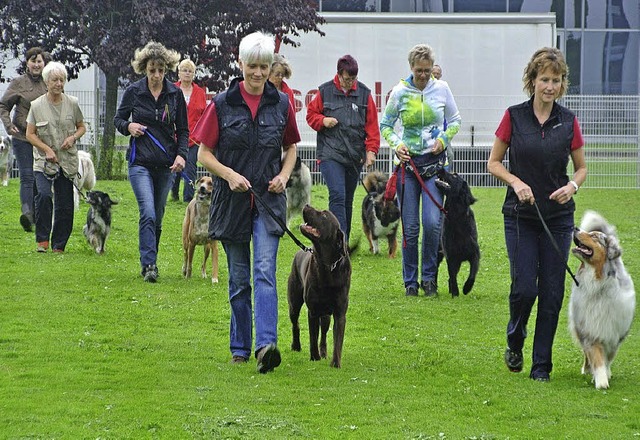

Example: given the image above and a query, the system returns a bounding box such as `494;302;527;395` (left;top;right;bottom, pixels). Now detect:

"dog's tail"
579;210;616;236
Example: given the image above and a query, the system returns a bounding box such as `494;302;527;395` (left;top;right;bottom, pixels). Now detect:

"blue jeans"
396;169;444;288
222;212;280;359
128;165;173;269
171;145;197;202
12;138;36;216
319;159;360;243
504;213;574;377
34;171;74;250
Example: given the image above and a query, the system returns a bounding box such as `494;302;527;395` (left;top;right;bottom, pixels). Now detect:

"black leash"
532;200;579;287
248;187;312;253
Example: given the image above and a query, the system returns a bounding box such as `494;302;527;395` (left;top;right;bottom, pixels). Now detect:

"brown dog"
361;171;400;258
182;176;219;283
287;205;351;368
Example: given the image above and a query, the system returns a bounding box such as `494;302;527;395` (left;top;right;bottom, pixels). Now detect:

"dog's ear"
606;235;622;260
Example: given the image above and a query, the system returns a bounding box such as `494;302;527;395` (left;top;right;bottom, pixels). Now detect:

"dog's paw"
211;277;219;284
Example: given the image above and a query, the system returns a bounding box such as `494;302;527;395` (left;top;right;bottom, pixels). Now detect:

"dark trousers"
34;171;74;250
319;159;359;243
12;138;36;216
171;145;197;202
504;213;573;377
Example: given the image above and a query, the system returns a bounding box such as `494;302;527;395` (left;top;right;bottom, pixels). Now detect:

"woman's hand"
45;147;58;163
512;180;535;205
365;151;376;168
226;170;251;192
268;174;288;193
431;139;444;155
322;117;339;128
128;123;147;138
61;135;76;150
549;183;576;205
395;144;410;163
170;155;186;173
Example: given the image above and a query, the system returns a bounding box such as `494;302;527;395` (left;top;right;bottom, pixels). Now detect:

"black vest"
316;80;370;166
503;98;577;220
209;78;290;242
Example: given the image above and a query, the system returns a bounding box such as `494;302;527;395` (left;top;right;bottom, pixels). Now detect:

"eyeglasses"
340;75;357;83
271;72;285;78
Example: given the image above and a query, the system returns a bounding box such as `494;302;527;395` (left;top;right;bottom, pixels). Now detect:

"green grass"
0;180;639;439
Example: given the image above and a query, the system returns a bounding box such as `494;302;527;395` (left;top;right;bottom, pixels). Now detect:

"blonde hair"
42;61;67;83
523;47;569;98
271;53;292;79
131;41;180;75
178;59;196;72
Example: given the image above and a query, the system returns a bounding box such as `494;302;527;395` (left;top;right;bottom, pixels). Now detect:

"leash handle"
406;158;447;216
532;201;579;287
248;187;312;253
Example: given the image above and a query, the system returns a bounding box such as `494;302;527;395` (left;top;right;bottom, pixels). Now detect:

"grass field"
0;179;638;439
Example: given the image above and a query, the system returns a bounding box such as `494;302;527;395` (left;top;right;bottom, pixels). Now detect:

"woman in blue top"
380;43;461;297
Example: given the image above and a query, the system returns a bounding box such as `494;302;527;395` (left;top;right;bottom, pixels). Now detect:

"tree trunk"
97;73;119;180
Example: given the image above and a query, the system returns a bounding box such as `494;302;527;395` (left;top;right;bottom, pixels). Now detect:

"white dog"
568;210;636;390
0;135;12;186
74;150;96;209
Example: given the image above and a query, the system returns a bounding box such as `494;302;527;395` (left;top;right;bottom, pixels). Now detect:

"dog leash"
248;187;312;253
406;158;447;215
44;163;88;202
532;200;579;287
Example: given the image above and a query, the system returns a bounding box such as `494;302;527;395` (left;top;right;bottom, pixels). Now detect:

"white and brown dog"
182;176;219;283
0;135;12;186
74;150;96;209
568;210;636;389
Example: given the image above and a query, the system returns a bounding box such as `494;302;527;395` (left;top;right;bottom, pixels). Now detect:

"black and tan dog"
435;169;480;297
361;171;400;258
182;176;219;284
83;190;118;254
288;205;351;368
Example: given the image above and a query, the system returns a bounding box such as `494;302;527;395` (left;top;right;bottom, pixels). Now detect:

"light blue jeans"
396;169;444;288
128;165;173;270
222;212;280;359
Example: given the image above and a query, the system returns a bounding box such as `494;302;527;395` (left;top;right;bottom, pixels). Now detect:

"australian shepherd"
568;210;636;389
361;171;400;258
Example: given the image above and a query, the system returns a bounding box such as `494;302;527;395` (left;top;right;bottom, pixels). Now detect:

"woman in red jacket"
269;54;296;111
172;58;207;202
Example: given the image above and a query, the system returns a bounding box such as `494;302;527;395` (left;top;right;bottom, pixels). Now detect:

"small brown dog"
182;176;219;283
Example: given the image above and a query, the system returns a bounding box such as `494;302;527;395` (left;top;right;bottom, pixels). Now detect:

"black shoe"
142;264;158;283
422;280;438;297
405;286;419;296
530;370;550;382
504;348;523;372
20;213;33;232
256;343;281;374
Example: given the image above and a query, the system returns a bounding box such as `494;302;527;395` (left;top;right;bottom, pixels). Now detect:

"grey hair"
271;53;292;78
238;32;275;66
42;61;67;83
408;44;435;67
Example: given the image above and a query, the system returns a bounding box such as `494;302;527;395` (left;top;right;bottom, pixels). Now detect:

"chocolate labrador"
287;205;351;368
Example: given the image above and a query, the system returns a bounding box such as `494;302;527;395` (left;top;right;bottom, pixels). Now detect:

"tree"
0;0;323;178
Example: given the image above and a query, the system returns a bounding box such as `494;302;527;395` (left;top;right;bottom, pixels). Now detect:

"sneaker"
20;213;33;232
52;249;64;254
36;241;49;253
504;348;523;372
405;286;419;296
143;264;158;283
422;280;438;297
530;370;550;382
256;343;281;374
231;355;248;364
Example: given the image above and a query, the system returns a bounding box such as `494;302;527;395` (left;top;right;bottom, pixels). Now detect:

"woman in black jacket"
114;41;188;282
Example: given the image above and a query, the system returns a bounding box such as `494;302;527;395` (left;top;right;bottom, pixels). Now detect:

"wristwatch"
569;180;579;193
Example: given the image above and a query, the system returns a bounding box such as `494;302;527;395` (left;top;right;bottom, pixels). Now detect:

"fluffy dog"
568;210;635;390
286;156;312;227
182;176;219;284
361;171;400;258
435;169;480;297
83;190;118;254
74;150;96;210
0;135;12;186
288;205;351;368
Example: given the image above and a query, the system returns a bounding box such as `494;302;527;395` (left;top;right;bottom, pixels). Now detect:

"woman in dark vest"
488;47;587;382
306;55;380;243
194;32;300;374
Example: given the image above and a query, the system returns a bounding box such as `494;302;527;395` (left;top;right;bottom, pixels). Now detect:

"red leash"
406;157;447;216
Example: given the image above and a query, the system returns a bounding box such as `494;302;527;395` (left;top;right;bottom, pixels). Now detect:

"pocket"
35;120;50;134
220;116;251;150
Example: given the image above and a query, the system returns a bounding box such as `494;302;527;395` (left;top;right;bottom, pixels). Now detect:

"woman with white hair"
26;61;86;253
194;31;300;373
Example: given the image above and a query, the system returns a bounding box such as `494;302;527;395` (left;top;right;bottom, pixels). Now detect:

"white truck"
280;12;556;182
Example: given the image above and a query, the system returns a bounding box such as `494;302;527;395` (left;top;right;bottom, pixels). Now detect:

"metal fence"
13;93;638;189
